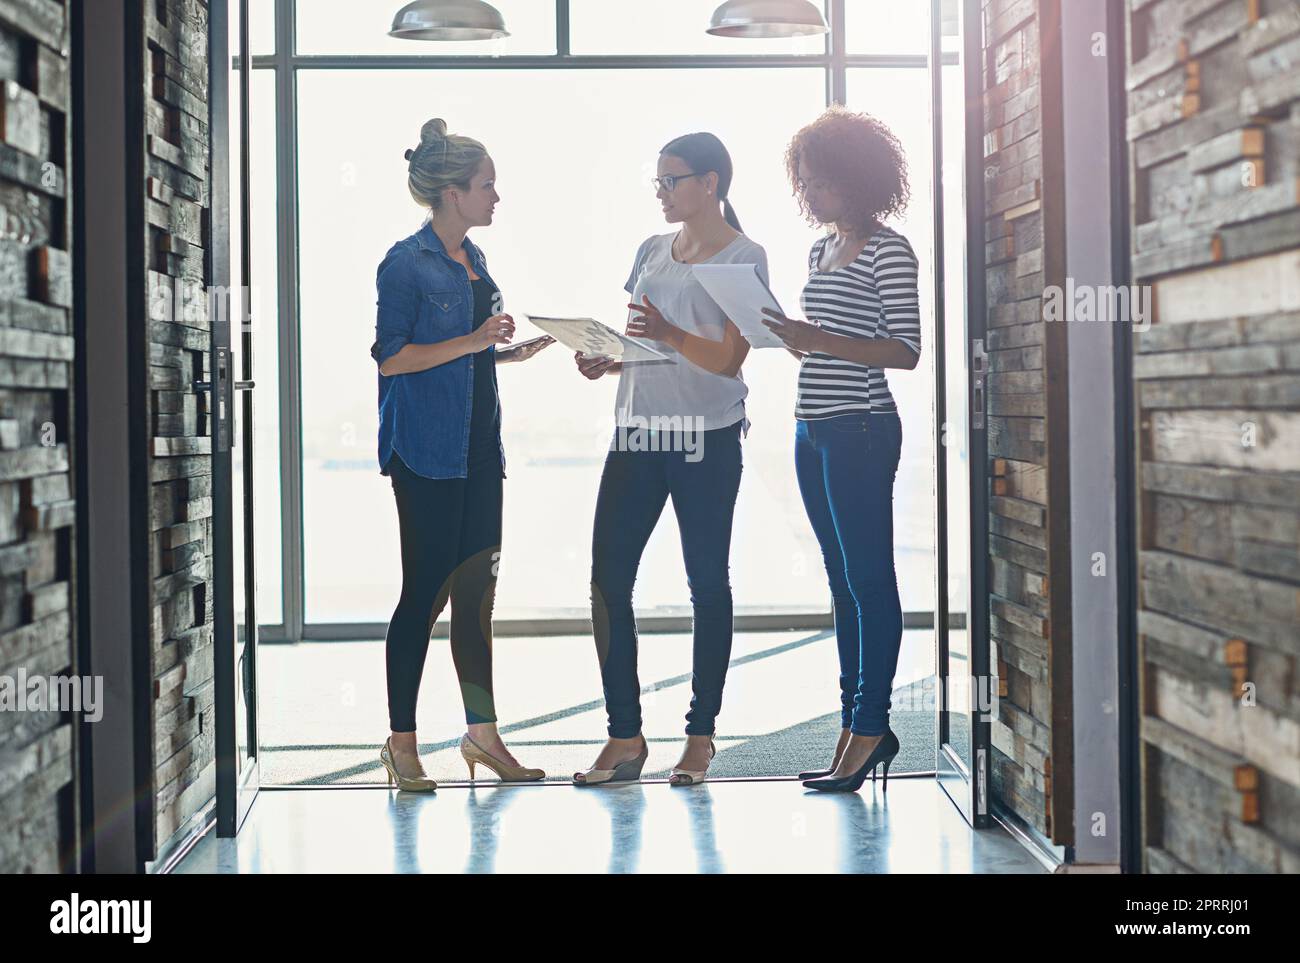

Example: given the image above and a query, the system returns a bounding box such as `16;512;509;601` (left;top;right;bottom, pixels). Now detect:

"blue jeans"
794;411;903;736
590;421;743;739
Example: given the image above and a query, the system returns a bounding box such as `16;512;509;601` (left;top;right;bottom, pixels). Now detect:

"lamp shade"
388;0;510;41
705;0;829;38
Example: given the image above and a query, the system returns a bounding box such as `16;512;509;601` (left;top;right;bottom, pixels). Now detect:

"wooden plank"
1152;248;1300;324
0;0;66;52
1218;208;1300;263
1134;342;1293;379
991;457;1047;503
33;44;66;111
1127;38;1187;92
1139;373;1300;409
30;246;71;308
0;443;66;482
1145;845;1197;873
1142;714;1251;791
0;327;73;362
1149;408;1300;471
0;610;70;672
1149;663;1300;789
1187;126;1266;173
991;531;1047;573
1134;103;1243;169
1241;3;1300;55
0;130;63;198
0;79;40;157
1144;457;1300;512
1141;550;1300;655
1137;307;1300;353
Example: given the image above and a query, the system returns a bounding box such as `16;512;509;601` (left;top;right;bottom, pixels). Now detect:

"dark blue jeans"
794;411;903;736
590;420;743;739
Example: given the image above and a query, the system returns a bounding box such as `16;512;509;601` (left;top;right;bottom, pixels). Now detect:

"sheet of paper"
690;263;788;349
522;314;671;363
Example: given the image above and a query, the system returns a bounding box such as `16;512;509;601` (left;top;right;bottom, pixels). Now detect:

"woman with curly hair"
761;105;921;793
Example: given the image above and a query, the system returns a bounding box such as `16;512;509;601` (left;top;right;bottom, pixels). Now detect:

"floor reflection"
175;779;1046;875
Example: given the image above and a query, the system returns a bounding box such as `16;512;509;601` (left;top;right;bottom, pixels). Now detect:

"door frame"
932;0;991;829
72;0;156;874
211;0;262;837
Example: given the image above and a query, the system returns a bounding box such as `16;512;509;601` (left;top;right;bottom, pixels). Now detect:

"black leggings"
384;452;502;732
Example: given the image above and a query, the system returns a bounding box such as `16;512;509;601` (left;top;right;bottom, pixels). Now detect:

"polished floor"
174;778;1047;874
258;628;941;784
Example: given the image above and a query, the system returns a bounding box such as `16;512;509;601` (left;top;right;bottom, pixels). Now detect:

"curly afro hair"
784;105;910;234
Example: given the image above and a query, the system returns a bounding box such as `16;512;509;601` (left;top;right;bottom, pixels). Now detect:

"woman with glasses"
571;132;767;787
761;106;921;793
372;118;554;792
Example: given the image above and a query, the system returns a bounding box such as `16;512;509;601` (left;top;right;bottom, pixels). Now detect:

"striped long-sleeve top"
795;226;922;418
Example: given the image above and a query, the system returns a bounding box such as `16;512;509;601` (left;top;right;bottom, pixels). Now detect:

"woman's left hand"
505;335;555;363
761;307;823;354
626;295;679;345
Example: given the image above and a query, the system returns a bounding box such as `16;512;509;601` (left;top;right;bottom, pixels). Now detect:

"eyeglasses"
651;172;706;192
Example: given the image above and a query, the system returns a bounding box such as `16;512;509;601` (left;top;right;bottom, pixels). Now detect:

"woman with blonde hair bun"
372;117;554;791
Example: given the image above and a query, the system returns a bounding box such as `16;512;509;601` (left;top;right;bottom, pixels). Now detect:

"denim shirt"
374;220;507;480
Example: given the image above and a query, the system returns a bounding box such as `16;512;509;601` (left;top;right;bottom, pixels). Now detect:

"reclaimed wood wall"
1126;0;1300;872
981;0;1071;843
0;0;75;874
146;0;215;853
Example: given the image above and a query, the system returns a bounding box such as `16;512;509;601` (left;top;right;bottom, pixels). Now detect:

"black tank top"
468;276;502;473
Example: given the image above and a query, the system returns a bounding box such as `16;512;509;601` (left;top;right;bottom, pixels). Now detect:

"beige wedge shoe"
379;737;438;792
460;732;546;782
669;738;716;787
572;736;649;787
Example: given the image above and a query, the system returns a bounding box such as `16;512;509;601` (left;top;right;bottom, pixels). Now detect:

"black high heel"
803;729;900;793
797;766;834;780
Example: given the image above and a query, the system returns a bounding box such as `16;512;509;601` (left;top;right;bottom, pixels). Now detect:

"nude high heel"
460;732;546;782
380;737;438;792
669;737;716;787
572;736;649;786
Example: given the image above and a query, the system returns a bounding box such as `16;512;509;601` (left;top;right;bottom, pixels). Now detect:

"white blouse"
617;231;768;435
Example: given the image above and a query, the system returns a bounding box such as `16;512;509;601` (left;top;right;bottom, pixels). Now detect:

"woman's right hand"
467;313;515;352
575;351;618;379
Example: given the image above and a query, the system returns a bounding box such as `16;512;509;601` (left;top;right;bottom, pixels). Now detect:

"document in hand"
521;314;671;363
690;263;787;349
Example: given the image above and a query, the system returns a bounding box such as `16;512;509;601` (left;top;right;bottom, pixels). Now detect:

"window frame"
240;0;948;641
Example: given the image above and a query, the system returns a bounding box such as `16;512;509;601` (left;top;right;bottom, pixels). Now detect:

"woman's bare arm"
660;321;750;378
809;331;920;370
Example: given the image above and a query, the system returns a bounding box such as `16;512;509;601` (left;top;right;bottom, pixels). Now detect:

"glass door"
931;0;990;828
212;0;261;837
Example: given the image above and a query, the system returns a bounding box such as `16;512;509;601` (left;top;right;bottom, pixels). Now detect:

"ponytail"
721;196;743;233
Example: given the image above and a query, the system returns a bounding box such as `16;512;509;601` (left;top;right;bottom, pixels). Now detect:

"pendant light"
388;0;510;41
705;0;829;38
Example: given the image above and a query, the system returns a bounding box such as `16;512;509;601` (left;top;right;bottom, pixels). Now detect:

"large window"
246;0;937;635
297;67;831;622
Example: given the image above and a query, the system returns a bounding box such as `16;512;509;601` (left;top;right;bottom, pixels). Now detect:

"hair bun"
420;117;449;144
404;148;414;160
